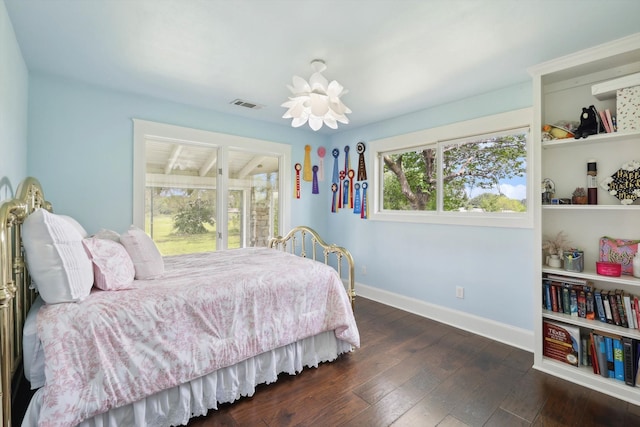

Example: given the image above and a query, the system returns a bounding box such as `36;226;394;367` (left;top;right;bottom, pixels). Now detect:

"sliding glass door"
134;119;290;256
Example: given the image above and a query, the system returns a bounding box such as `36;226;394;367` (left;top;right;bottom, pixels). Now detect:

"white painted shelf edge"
541;129;640;148
534;358;640;405
542;266;640;286
542;310;640;339
542;204;640;210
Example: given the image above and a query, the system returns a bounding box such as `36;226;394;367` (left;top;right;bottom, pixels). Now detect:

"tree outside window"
382;129;527;215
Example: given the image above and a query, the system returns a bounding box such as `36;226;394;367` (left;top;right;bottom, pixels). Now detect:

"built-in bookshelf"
530;33;640;406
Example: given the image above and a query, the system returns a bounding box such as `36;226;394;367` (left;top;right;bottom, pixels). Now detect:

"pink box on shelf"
596;261;622;277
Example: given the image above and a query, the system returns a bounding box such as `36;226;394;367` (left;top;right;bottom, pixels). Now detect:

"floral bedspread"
35;248;359;427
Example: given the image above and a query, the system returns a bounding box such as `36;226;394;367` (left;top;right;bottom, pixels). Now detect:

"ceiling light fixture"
281;59;351;131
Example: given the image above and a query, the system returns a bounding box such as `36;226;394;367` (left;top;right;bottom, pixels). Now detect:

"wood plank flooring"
188;297;640;427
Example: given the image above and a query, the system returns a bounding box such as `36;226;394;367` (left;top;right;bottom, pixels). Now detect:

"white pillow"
93;228;121;242
23;296;45;389
58;215;88;238
22;209;94;304
82;237;135;290
119;226;164;279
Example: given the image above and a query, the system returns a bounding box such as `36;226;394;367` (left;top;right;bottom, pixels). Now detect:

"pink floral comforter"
36;248;359;427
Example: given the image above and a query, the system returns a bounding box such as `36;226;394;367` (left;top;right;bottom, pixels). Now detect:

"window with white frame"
369;108;532;228
133;120;291;255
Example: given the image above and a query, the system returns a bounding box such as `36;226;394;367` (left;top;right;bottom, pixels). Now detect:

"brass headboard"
268;226;356;309
0;177;50;427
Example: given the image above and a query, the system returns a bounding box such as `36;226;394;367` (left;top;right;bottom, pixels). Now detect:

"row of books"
596;107;617;133
586;331;638;386
542;274;640;329
543;320;640;387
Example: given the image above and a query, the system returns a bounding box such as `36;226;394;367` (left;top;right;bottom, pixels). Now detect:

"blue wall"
27;73;329;235
0;1;27;200
327;82;535;330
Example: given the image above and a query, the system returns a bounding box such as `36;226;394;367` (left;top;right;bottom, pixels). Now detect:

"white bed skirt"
22;331;353;427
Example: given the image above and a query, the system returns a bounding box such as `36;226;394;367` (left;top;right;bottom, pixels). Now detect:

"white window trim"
368;108;533;228
132;119;292;241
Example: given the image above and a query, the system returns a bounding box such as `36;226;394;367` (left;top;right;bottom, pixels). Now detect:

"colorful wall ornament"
292;141;368;219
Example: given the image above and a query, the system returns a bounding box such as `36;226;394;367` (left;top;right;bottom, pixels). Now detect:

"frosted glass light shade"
282;60;351;131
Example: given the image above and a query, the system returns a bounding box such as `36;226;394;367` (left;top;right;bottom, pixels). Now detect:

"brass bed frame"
0;177;48;427
0;177;355;427
268;225;356;310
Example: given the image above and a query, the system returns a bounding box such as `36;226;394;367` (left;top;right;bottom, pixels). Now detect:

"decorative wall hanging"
331;183;338;212
361;182;369;219
317;147;326;181
294;163;302;199
356;142;367;181
342;179;349;208
600;160;640;205
338;170;346;209
347;169;355;208
325;143;369;217
303;145;312;181
353;183;361;214
343;145;351;175
312;165;319;194
332;148;340;184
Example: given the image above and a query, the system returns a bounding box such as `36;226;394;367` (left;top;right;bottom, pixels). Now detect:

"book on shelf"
636;341;640;386
563;286;571;315
551;283;559;312
624;294;636;329
595;290;607;323
605;109;615;133
615;290;629;328
599;110;611;133
622;337;638;386
545;274;591;288
586;291;595;320
601;291;614;324
609;292;623;326
613;337;625;382
605;335;615;378
589;332;600;375
570;289;579;317
543;320;580;367
543;280;552;311
578;290;586;318
594;334;609;378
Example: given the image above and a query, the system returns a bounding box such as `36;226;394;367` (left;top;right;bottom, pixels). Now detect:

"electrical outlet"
456;286;464;299
361;265;367;275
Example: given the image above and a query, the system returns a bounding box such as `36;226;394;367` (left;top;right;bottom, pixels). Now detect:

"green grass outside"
147;215;241;255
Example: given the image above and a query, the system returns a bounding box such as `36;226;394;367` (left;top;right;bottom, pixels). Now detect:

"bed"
0;177;358;427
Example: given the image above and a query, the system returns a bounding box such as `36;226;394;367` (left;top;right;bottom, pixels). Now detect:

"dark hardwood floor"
188;297;640;427
13;297;640;426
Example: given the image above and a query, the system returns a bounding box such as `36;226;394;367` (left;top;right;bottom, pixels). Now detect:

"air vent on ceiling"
230;99;263;109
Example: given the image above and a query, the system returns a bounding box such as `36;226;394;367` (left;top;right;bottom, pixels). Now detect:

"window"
133;120;291;255
370;108;532;228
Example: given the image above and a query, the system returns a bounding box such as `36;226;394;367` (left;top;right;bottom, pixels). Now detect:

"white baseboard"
356;283;534;352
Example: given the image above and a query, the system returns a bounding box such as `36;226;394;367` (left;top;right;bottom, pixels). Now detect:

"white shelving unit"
530;33;640;405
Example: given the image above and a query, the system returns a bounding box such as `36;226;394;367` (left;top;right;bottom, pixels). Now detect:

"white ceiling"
5;0;640;134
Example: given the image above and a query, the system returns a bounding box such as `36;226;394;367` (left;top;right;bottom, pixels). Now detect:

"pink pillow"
82;237;135;290
119;226;164;279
